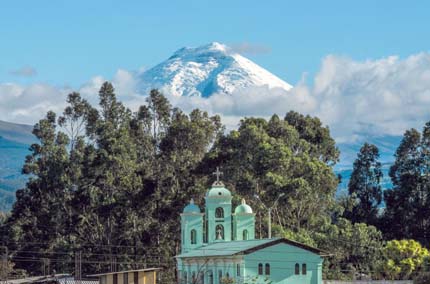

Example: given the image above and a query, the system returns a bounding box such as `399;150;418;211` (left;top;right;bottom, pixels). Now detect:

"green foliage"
381;240;429;280
3;83;221;281
383;124;430;244
202;113;339;237
344;143;382;225
317;218;384;280
275;224;317;247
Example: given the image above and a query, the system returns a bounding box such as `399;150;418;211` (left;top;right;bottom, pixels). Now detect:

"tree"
383;126;430;244
344;143;382;225
6;111;72;273
284;111;340;165
381;240;429;280
202;114;339;236
315;218;384;280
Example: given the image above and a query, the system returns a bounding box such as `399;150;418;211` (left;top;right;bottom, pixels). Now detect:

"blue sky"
2;0;429;87
3;0;430;164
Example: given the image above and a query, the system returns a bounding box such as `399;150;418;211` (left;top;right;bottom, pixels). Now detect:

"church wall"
243;243;323;284
177;256;243;284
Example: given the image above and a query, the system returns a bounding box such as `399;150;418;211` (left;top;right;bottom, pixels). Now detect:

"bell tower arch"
205;170;232;243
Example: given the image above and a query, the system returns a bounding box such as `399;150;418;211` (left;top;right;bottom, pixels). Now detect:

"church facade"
175;180;326;284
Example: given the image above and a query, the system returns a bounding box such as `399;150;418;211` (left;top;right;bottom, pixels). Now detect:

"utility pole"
75;251;82;282
1;245;8;284
254;193;285;239
268;207;272;239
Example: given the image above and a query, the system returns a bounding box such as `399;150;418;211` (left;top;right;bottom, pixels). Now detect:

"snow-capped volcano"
139;42;292;97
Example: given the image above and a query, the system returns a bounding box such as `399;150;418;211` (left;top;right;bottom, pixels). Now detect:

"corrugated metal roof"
175;238;328;258
176;238;328;258
58;278;98;284
7;274;70;284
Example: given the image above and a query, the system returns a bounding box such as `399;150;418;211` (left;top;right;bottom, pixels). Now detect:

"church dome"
206;182;232;198
183;199;201;213
235;199;253;214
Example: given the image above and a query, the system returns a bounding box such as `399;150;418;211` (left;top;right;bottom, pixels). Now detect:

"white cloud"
229;42;272;55
311;53;430;142
9;66;37;77
2;53;430;145
0;83;70;124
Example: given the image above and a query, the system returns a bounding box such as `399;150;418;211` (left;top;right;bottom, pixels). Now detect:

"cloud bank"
2;52;430;145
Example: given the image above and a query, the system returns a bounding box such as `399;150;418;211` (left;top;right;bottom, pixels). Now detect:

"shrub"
414;272;430;284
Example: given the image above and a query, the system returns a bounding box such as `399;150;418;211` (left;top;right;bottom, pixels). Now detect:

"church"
175;176;327;284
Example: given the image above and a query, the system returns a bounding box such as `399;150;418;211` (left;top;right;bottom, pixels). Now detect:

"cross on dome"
212;167;224;186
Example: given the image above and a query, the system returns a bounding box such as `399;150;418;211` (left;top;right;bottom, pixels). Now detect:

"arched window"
215;207;224;218
191;229;197;244
243;230;249;240
265;263;270;275
236;264;241;276
192;272;196;282
218;270;222;284
215;224;224;240
258;263;263;275
302;263;307;275
295;263;300;275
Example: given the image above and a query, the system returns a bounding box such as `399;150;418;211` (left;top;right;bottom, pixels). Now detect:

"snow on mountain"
139;42;292;97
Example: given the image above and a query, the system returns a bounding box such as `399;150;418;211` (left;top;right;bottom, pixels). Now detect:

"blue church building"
175;179;327;284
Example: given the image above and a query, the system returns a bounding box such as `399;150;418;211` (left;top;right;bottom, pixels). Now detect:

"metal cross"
212;167;223;182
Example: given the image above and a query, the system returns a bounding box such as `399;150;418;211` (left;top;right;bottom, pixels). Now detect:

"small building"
88;268;161;284
175;179;328;284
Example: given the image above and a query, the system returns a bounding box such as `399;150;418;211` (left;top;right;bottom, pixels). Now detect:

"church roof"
175;238;328;258
205;183;232;198
234;198;253;214
183;199;201;214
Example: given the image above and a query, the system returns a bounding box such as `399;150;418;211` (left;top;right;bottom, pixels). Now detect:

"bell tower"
233;198;255;240
205;168;232;243
181;199;204;253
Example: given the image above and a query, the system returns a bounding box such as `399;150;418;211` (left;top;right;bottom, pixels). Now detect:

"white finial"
241;198;246;205
190;198;194;204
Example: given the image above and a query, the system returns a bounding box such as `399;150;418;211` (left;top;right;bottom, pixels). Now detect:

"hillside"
0;121;33;210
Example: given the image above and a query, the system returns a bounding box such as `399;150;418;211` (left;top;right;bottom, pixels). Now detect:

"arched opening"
215;224;224;240
191;229;197;244
243;229;249;240
182;272;187;284
302;263;307;275
258;263;263;275
295;263;300;275
208;270;214;284
265;263;270;275
215;207;224;218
